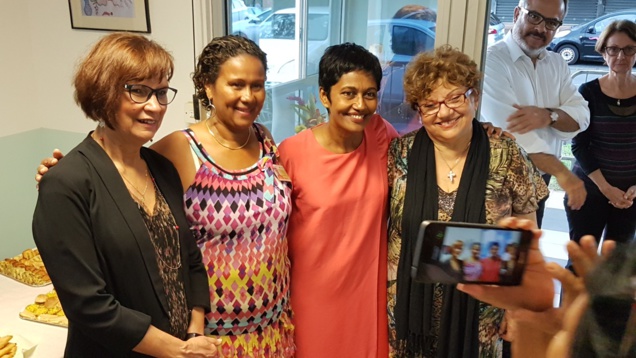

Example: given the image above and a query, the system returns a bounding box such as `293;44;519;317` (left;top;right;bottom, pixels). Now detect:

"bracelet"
185;332;203;340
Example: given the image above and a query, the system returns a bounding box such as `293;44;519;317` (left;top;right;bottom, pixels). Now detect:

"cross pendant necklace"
434;142;471;184
447;170;457;183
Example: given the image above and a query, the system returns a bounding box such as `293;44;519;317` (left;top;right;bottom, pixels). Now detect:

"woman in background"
387;45;548;357
565;19;636;244
33;33;218;357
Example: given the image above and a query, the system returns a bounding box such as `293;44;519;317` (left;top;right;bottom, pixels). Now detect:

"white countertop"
0;275;66;357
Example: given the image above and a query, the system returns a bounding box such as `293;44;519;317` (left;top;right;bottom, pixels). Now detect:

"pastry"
0;248;51;286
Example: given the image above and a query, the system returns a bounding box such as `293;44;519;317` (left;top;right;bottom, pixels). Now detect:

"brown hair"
392;5;437;21
193;35;267;108
73;32;174;128
403;45;481;111
595;19;636;54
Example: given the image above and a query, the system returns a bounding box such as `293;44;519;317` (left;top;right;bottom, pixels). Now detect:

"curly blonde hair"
403;45;481;111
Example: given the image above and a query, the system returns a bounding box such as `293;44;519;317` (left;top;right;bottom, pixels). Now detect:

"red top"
279;114;398;358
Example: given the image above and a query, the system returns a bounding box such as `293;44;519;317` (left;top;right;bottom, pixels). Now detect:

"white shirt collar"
503;33;548;62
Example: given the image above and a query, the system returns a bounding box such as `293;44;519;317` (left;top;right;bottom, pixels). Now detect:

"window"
363;4;439;135
594;14;633;34
226;0;448;141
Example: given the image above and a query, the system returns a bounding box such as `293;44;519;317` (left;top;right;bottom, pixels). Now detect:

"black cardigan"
33;134;210;357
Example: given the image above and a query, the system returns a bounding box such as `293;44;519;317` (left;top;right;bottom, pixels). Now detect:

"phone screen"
411;221;532;285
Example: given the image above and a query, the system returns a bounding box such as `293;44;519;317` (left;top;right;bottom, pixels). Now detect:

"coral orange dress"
279;114;398;357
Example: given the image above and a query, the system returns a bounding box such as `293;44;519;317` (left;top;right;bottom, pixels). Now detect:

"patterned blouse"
387;132;548;357
138;181;189;339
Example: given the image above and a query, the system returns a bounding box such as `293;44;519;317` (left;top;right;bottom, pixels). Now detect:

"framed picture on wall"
68;0;151;33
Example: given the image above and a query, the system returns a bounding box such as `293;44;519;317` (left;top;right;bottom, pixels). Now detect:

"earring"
98;120;105;128
206;100;216;120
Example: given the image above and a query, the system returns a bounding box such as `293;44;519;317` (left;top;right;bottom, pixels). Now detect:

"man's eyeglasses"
518;7;562;31
124;84;178;106
604;46;636;57
418;88;474;116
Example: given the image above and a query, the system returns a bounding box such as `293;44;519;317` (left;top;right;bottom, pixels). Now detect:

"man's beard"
512;22;548;58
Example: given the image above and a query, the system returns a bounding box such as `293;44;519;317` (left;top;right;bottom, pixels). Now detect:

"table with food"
0;249;66;357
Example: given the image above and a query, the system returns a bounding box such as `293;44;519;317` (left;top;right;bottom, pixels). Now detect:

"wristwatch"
547;108;559;126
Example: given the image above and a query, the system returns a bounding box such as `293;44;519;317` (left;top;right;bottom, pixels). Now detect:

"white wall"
0;0;205;258
0;1;35;138
0;0;200;140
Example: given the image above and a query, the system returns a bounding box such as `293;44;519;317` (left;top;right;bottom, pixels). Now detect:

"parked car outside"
368;18;436;134
488;12;506;47
245;6;264;20
231;9;272;44
548;9;636;65
258;7;330;84
370;13;501;134
231;0;249;22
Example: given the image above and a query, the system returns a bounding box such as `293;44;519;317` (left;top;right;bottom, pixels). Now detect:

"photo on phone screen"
411;221;532;285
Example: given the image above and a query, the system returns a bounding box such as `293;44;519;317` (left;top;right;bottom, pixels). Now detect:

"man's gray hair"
517;0;568;17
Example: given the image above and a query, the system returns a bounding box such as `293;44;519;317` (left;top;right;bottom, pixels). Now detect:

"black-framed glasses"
124;84;178;105
418;88;474;116
604;46;636;57
518;7;562;31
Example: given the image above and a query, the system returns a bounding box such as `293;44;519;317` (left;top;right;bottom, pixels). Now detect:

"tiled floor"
538;190;570;306
540;190;570;262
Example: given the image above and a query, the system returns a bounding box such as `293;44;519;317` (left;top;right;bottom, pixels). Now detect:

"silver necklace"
205;119;252;150
434;142;471;184
121;167;149;210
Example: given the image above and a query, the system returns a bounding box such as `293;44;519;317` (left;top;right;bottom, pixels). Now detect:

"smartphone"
411;221;533;285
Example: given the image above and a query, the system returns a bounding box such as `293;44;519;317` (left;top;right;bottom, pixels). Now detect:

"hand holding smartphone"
411;221;533;285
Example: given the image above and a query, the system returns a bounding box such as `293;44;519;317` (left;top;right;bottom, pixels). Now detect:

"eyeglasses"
604;46;636;57
124;84;178;105
418;88;474;116
518;7;562;31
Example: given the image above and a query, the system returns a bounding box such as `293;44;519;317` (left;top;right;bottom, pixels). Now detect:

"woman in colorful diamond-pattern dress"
152;36;294;357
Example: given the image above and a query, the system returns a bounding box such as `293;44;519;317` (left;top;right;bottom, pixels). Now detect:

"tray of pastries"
0;249;50;286
19;290;68;328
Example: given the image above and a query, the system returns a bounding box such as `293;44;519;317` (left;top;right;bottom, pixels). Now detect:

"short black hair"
318;42;382;100
572;243;636;356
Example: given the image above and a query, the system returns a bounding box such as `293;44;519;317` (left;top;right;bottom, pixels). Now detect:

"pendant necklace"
434;142;471;184
121;167;149;210
205;119;252;150
617;99;621;106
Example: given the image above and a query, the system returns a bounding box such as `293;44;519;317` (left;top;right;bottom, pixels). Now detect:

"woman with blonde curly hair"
387;45;549;357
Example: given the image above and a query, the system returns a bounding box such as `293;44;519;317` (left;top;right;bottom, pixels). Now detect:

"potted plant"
287;93;326;133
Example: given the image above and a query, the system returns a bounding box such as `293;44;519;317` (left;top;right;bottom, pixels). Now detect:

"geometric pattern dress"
181;124;295;357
